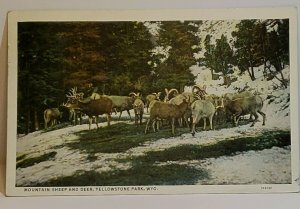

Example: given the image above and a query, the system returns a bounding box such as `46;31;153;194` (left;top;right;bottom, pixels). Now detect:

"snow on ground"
16;121;290;186
196;146;291;185
16;64;292;186
188;65;291;129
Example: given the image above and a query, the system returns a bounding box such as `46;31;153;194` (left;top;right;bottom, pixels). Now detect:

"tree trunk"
247;64;256;81
250;65;255;81
279;71;288;88
26;109;31;134
34;110;40;131
210;69;214;80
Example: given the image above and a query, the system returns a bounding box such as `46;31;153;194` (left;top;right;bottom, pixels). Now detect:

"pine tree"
203;34;217;79
153;21;200;92
265;19;289;87
232;20;263;81
214;35;234;84
99;21;154;95
18;22;65;133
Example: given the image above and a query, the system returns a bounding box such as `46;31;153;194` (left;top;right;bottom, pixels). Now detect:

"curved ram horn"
165;88;169;95
129;92;138;97
168;88;178;95
192;85;201;93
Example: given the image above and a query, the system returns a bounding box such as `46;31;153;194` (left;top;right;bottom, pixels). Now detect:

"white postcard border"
6;7;299;196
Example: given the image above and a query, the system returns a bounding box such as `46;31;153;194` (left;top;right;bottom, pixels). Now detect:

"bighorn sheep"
221;91;255;122
44;108;63;129
131;92;145;126
91;92;135;120
163;88;179;102
168;91;200;128
191;100;216;136
192;84;207;99
223;91;254;101
145;92;161;112
223;95;266;127
145;99;190;135
203;94;221;107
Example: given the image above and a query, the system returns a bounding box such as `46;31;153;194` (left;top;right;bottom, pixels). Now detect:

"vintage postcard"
6;8;299;196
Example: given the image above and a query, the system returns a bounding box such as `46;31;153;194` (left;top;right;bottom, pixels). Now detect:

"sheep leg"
127;110;132;121
52;119;56;127
184;116;190;129
95;116;99;129
177;118;182;127
191;123;196;136
171;118;175;135
44;120;48;129
191;115;201;135
155;120;160;131
257;110;266;126
134;114;138;125
88;117;93;130
236;115;242;126
249;114;254;122
152;119;157;132
233;115;239;126
209;115;214;130
189;116;193;130
203;118;206;130
139;113;143;125
79;112;82;125
74;112;78;125
106;114;111;126
145;119;151;134
114;108;118;115
159;120;162;130
69;111;74;123
250;112;259;127
118;111;123;120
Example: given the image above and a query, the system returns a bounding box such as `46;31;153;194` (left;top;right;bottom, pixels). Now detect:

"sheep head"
164;88;179;102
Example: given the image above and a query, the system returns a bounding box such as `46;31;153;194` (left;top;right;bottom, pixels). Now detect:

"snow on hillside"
15;20;293;187
16;64;292;186
187;65;291;129
195;20;239;59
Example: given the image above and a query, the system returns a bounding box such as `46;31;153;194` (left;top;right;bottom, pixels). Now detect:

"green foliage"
18;21;203;134
232;20;262;80
153;21;200;92
265;19;289;71
203;34;234;82
232;19;289;83
18;22;66;133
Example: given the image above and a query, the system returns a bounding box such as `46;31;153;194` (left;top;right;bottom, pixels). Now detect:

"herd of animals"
43;85;266;136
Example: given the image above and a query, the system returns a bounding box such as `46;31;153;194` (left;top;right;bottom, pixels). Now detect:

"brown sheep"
145;92;161;112
191;100;216;136
133;98;145;126
224;95;266;127
145;99;190;135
